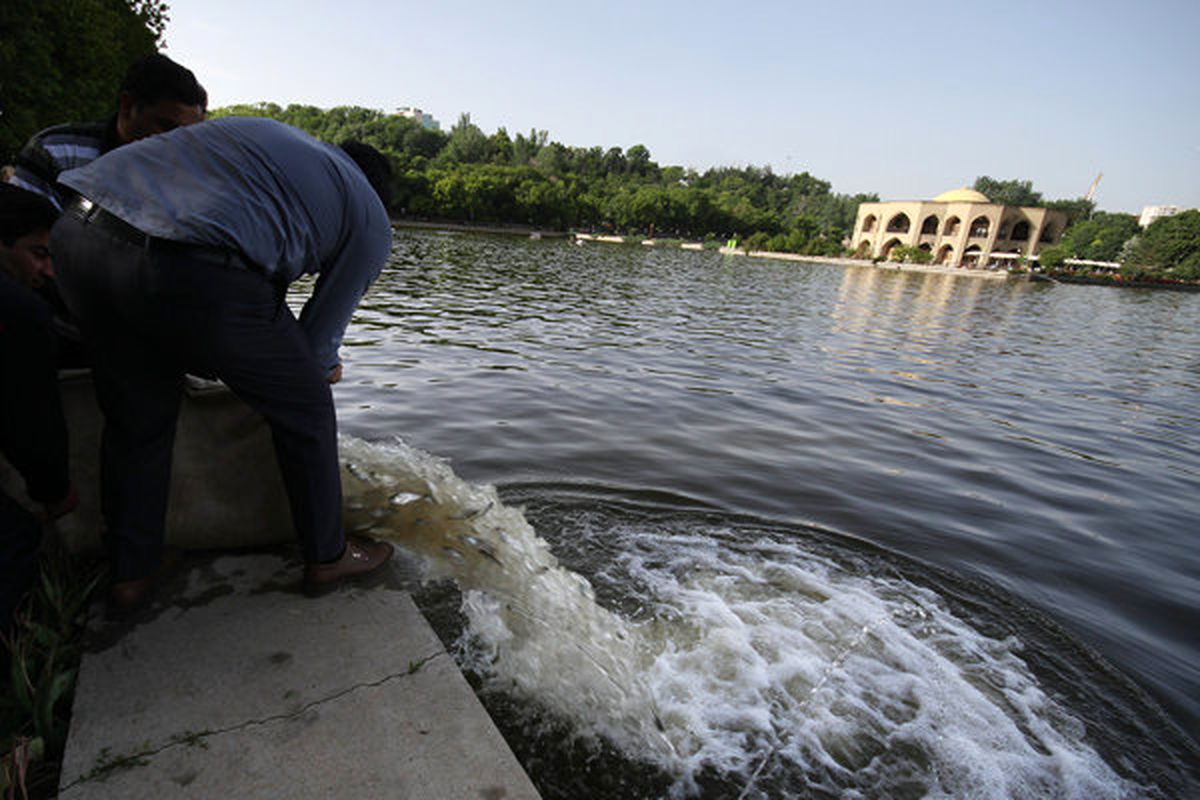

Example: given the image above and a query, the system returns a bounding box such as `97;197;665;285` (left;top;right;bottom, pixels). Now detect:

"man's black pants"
50;213;345;581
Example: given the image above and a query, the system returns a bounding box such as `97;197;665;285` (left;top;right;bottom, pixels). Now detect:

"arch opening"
886;213;911;233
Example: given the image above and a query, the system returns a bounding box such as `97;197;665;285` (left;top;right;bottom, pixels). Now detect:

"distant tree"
973;176;1043;207
1122;210;1200;279
1045;197;1096;230
795;191;877;237
0;0;165;161
600;146;627;176
1056;212;1140;262
515;172;574;228
1037;243;1069;269
624;144;656;178
569;145;605;178
403;124;447;160
533;141;571;177
441;113;493;164
488;127;512;164
511;129;547;166
660;165;686;185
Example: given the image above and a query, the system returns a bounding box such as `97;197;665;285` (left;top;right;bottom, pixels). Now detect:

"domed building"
851;188;1067;268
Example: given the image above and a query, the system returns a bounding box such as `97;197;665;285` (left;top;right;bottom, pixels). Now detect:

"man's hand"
328;364;343;384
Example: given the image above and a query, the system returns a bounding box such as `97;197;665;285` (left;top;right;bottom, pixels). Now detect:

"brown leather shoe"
107;548;183;619
303;536;393;597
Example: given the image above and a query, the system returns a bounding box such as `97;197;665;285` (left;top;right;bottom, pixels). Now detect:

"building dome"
933;187;990;204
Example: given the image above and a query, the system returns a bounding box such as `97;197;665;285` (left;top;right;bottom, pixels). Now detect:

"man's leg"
51;215;184;584
91;341;183;581
182;269;392;590
144;252;346;564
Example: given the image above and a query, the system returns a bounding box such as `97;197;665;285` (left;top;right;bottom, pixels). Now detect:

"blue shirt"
58;117;393;373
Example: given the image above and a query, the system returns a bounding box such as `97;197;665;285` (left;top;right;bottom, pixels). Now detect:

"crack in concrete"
59;650;445;793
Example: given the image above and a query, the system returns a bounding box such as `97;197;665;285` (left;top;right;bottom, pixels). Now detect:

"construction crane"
1084;172;1103;202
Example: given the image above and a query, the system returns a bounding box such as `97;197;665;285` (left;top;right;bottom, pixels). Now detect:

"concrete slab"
57;550;540;800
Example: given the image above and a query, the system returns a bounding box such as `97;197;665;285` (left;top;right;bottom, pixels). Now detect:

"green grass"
2;550;103;799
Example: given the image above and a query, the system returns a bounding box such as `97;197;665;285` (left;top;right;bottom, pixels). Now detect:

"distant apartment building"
851;188;1068;268
1138;205;1182;228
396;106;440;131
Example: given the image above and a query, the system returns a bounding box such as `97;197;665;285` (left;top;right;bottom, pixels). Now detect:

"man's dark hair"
119;53;207;110
0;183;59;246
339;141;393;209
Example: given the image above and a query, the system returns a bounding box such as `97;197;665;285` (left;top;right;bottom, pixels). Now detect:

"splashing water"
340;435;1170;799
340;435;673;757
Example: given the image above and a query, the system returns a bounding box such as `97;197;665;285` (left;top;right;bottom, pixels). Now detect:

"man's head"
339;140;393;209
0;184;58;289
115;53;208;143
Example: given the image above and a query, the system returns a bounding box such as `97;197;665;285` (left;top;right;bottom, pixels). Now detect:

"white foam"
339;435;1144;798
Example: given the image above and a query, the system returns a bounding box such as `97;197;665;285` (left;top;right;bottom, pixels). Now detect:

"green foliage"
889;244;933;264
0;0;164;161
1122;210;1200;279
1046;197;1096;230
1056;212;1140;262
1037;243;1069;269
973;176;1043;207
441;113;493;164
2;551;104;798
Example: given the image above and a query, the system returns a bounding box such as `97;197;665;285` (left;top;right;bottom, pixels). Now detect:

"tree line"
1035;210;1200;281
209;103;872;257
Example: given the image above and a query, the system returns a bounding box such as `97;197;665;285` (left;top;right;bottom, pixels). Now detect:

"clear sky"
162;0;1199;214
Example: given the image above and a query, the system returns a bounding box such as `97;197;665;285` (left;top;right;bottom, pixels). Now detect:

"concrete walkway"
57;548;540;799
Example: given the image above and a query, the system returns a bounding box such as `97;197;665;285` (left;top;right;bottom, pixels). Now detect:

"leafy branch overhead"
0;0;164;160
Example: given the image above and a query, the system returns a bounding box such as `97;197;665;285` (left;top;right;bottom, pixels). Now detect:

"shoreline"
390;217;571;238
574;232;1012;279
391;221;1199;287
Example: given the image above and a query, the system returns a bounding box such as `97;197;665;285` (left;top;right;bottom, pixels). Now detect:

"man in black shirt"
0;183;77;628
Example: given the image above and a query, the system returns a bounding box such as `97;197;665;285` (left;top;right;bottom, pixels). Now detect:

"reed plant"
1;549;103;799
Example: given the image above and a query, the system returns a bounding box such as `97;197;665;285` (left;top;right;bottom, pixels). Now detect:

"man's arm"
298;204;392;379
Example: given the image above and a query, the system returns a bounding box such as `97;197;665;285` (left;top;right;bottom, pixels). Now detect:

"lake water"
326;229;1199;798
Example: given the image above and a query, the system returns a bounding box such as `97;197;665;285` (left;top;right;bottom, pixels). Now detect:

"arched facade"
850;188;1068;269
